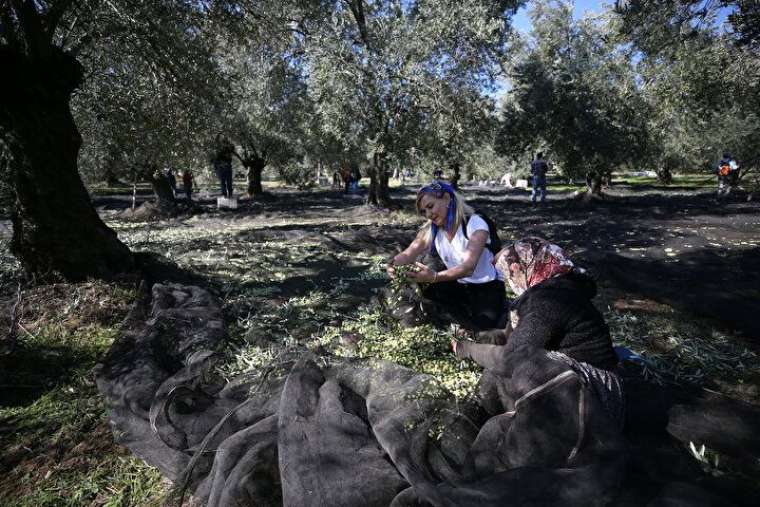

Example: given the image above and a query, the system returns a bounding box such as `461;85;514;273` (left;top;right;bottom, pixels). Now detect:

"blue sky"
510;0;736;34
493;1;736;99
511;0;607;33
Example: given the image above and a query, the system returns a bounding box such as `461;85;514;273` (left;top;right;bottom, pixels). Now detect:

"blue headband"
418;180;457;252
418;180;456;196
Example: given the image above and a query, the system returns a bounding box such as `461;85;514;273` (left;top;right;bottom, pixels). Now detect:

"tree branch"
44;0;76;36
345;0;370;49
11;0;46;52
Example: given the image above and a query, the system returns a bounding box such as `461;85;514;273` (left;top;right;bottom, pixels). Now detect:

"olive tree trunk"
0;46;134;281
246;159;266;196
586;171;604;195
366;152;393;208
449;162;461;189
148;170;176;211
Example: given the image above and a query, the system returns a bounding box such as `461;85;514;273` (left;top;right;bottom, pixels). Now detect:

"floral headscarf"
495;237;576;296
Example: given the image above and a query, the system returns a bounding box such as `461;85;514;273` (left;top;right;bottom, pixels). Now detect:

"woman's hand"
386;259;397;279
407;262;436;283
386;254;408;279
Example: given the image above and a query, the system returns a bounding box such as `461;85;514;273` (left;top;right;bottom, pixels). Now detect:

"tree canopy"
497;1;651;190
615;0;760;182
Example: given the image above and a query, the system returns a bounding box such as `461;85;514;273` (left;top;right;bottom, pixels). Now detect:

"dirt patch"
612;298;675;314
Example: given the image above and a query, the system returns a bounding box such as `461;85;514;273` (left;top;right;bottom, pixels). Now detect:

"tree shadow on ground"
0;344;86;408
236;261;386;303
592;247;760;341
450;188;760;340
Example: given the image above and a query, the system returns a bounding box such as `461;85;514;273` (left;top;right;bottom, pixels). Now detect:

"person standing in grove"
350;163;362;192
213;135;235;198
716;151;739;198
530;152;549;203
340;162;352;194
182;170;194;202
164;166;178;198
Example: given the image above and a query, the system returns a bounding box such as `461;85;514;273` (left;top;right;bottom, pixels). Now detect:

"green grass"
0;378;166;507
606;307;760;389
0;283;168;507
613;173;715;188
546;182;585;193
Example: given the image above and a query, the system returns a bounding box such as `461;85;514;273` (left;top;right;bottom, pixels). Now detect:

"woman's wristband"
432;271;438;283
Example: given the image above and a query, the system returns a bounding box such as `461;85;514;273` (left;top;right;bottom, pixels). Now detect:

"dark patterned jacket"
457;271;618;376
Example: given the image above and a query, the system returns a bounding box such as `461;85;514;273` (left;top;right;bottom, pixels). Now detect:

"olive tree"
221;46;311;196
0;0;235;279
305;0;523;206
0;0;324;279
497;1;650;193
614;0;760;186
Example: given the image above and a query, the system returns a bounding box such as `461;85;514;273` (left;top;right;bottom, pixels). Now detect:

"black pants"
217;167;233;197
420;279;507;331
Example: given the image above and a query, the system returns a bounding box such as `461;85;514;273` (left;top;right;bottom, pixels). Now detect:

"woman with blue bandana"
386;180;506;333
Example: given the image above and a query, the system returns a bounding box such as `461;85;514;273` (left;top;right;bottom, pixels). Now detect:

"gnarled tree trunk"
234;143;267;197
245;157;266;196
148;168;176;211
366;152;393;208
449;162;461;189
656;166;673;185
0;46;134;281
585;171;604;195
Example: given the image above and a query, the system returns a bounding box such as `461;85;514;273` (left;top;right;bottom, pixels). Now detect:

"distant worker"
530;152;549;203
213;135;235;198
350;163;361;192
164;166;177;198
716;151;739;198
340;162;352;194
433;169;444;180
182;170;194;202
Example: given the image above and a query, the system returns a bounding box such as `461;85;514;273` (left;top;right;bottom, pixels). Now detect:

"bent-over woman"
453;237;623;419
451;238;625;475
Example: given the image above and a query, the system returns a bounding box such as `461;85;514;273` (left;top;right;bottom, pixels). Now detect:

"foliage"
613;0;760;54
606;310;760;386
388;263;422;296
317;305;482;401
614;0;760;183
303;0;524;203
497;1;651;190
0;279;165;506
14;1;228;183
220;35;314;191
0;381;166;507
688;441;722;477
277;159;317;189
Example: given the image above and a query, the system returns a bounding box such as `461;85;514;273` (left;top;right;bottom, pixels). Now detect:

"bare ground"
1;179;758;505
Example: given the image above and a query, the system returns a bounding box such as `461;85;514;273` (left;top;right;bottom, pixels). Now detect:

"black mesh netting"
95;283;753;507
